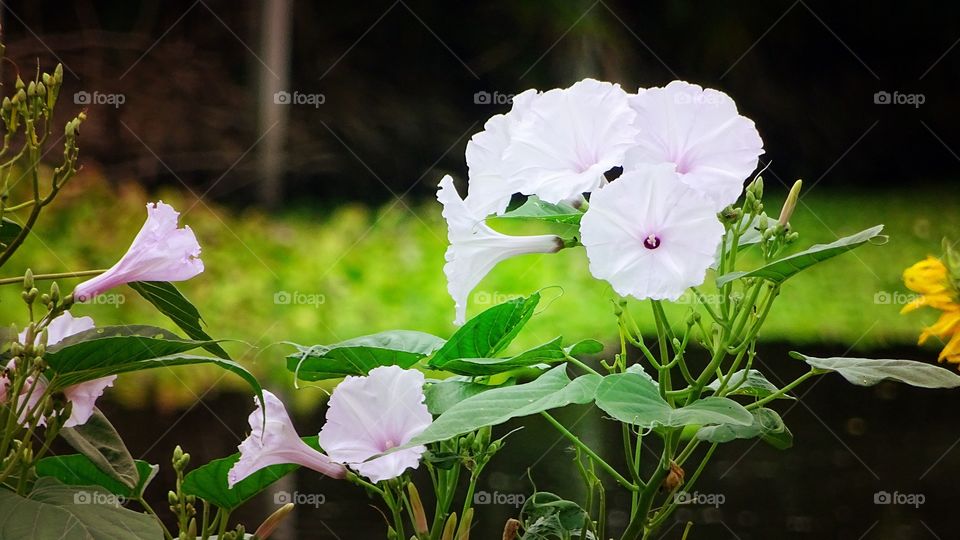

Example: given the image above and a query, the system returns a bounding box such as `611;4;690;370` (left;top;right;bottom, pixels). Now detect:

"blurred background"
0;0;958;538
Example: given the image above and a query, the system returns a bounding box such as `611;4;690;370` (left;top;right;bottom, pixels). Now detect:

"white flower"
498;79;639;205
624;80;763;210
17;311;115;428
438;175;562;325
228;390;346;487
579;163;724;300
463;89;538;217
318;366;432;483
74;201;203;302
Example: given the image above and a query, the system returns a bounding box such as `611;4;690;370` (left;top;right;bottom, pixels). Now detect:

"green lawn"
1;175;956;408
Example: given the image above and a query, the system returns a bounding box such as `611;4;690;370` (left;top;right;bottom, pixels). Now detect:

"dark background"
1;0;957;206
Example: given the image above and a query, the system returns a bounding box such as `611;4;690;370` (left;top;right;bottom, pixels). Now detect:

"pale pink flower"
73;201;203;302
319;366;432;483
500;79;639;205
229;390;346;487
580;164;724;300
17;311;115;428
439;175;562;325
624;80;763;210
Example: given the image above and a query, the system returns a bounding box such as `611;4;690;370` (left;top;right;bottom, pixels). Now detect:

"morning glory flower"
624;80;763;210
579;163;724;300
439;175;563;325
228;390;346;487
73;201;203;302
318;366;432;483
499;79;639;205
17;311;115;428
463;89;538;217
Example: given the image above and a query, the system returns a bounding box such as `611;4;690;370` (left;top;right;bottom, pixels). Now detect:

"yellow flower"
901;256;956;313
901;255;960;364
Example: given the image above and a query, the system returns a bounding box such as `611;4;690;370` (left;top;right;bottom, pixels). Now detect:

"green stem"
747;369;820;410
540;412;639;492
0;269;106;286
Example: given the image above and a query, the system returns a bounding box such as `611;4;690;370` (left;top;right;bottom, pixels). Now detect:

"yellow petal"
903;256;950;295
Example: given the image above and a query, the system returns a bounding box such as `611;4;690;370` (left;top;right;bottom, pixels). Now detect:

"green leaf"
36;454;158;499
520;492;591;539
438;337;564;376
793;352;960;388
716;225;885;286
287;330;445;381
696;408;793;449
595;373;753;430
430;293;540;368
567;339;604;356
0;217;23;248
409;366;601;447
129;280;231;359
0;477;162;539
424;378;505;415
496;197;583;225
59;408;139;490
181;437;321;511
706;369;793;400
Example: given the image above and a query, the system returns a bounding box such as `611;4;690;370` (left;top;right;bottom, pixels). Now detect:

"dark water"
96;343;960;539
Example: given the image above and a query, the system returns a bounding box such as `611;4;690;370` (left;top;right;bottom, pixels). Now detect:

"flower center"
643;234;661;250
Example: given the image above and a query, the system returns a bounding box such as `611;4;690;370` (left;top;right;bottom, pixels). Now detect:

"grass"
0;172;957;408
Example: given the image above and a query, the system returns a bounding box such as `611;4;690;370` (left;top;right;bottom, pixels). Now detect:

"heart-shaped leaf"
793;352;960;388
287;330;445;381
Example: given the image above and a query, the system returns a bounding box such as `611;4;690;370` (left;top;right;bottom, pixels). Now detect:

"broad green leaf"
430;293;540;368
59;408;139;490
716;225;885;286
36;454;158;499
596;373;753;429
409;366;601;446
496;197;583;225
706;369;793;400
520;492;591;539
181;437;321;511
567;339;604;356
438;338;603;376
793;352;960;388
129;280;231;359
0;217;23;248
424;378;505;415
0;478;161;539
287;330;445;381
696;408;793;449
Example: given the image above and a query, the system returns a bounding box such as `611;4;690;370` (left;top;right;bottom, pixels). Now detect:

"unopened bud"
457;507;474;540
407;483;429;534
441;513;458;540
778;180;802;228
255;503;295;539
49;282;60;304
27;81;36;97
23;269;34;290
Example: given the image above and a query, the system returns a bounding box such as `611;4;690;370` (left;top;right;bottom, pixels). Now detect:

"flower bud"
456;507;474;540
441;513;458;540
27;81;36;98
167;491;178;506
50;282;60;304
254;503;294;539
23;269;34;291
778;180;802;228
407;483;429;535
